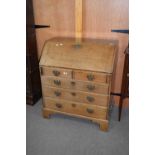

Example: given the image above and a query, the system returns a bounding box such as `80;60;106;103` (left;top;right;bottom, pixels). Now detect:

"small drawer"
44;98;107;119
73;70;111;83
42;86;109;107
41;76;110;95
40;66;72;79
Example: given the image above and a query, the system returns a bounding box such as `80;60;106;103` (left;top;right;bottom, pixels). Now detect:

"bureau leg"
42;109;53;119
99;122;108;132
93;120;109;132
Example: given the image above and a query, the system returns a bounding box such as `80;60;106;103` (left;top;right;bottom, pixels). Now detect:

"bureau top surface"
39;38;117;73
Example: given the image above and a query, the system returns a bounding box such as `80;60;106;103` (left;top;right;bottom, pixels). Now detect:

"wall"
33;0;129;106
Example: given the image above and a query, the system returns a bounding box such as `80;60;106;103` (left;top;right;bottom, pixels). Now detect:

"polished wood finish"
42;108;109;131
74;70;111;83
75;0;82;44
42;86;109;107
40;37;117;131
41;76;109;94
39;38;117;73
33;0;129;106
26;0;42;105
40;66;72;79
43;98;107;119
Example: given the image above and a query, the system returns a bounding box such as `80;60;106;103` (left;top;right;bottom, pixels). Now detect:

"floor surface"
27;99;129;155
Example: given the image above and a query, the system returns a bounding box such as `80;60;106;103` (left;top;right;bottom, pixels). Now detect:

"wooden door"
26;0;42;105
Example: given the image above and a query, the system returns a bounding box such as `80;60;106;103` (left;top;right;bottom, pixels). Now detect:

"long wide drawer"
41;76;110;95
43;97;107;119
42;86;109;107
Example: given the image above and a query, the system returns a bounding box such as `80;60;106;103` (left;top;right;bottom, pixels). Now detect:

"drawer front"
41;76;109;95
42;86;109;107
74;70;111;83
40;67;72;79
44;98;107;119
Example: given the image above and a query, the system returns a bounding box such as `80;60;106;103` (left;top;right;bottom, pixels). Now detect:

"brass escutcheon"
87;74;95;81
87;84;95;91
54;80;61;86
54;91;61;96
53;70;60;76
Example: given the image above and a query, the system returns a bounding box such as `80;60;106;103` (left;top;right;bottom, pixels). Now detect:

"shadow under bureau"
39;38;117;131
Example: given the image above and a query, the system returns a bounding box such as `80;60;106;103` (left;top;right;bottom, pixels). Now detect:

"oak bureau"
39;37;117;131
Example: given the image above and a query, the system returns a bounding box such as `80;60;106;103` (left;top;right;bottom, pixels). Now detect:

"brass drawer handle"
55;103;62;108
87;74;95;81
86;108;94;114
87;85;95;91
54;91;61;96
86;96;95;102
72;103;76;107
53;70;60;76
71;81;76;86
71;92;76;96
53;80;61;86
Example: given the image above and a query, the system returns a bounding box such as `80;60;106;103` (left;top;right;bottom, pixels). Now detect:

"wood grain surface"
41;76;110;94
75;0;82;44
42;86;109;107
39;38;117;73
43;97;107;119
